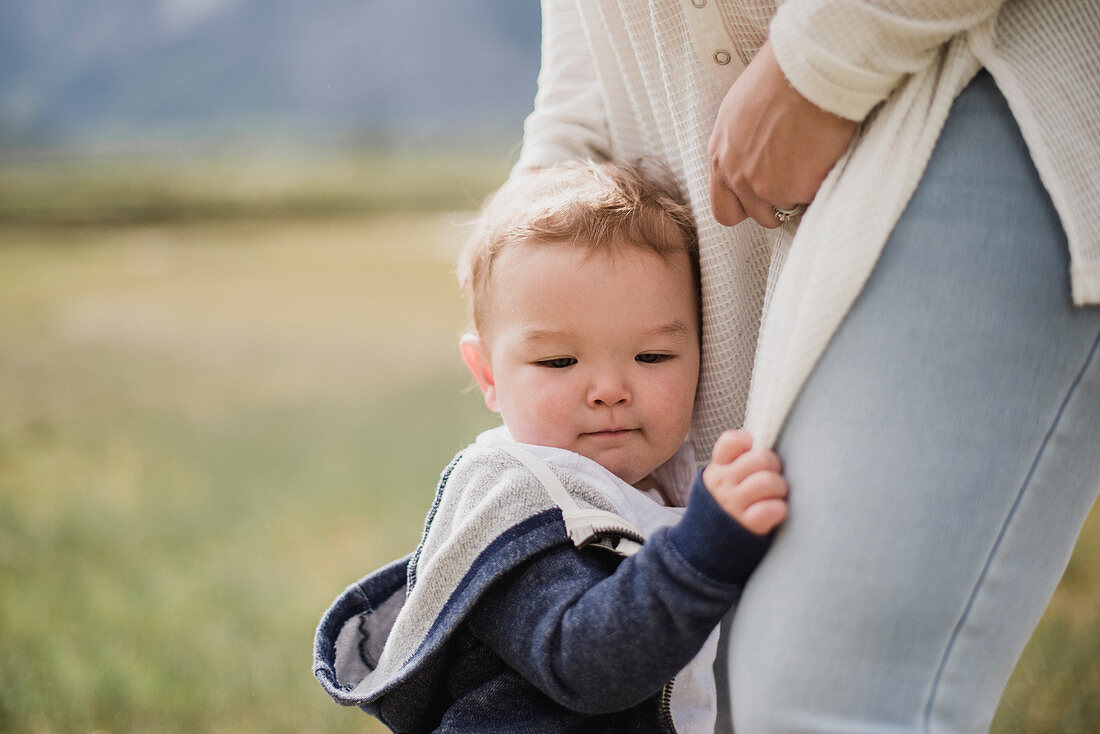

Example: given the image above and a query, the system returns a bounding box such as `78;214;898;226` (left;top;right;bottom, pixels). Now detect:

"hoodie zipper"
587;523;674;732
658;677;676;733
462;443;678;728
579;524;646;554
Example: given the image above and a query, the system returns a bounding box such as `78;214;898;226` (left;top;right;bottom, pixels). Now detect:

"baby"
314;159;788;733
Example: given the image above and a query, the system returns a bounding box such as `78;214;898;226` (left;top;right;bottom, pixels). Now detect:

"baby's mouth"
582;428;638;438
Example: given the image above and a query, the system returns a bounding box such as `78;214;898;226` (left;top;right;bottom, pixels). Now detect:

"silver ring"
773;204;805;224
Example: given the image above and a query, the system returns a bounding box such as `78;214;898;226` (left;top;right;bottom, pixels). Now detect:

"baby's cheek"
654;382;696;425
529;401;574;445
506;392;574;449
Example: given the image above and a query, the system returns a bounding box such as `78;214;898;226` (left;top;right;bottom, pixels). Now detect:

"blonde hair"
458;158;700;333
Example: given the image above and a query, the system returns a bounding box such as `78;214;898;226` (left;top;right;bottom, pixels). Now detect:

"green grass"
0;200;1097;732
0;148;517;225
992;504;1100;733
0;214;497;733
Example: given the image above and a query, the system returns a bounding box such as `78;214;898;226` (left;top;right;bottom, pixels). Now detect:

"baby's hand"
701;429;788;535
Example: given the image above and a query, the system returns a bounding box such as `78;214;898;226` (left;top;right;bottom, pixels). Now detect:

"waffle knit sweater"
516;0;1100;454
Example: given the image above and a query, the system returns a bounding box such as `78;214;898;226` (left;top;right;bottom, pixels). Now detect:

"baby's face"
464;242;699;486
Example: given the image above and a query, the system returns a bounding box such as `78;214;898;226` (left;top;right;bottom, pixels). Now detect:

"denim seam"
922;323;1100;732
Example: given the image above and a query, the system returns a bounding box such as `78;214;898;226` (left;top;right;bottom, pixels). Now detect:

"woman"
515;1;1100;731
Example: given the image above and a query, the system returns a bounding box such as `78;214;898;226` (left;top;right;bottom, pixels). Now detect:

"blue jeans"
726;72;1100;732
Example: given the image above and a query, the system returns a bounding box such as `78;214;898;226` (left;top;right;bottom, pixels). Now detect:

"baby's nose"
588;371;631;406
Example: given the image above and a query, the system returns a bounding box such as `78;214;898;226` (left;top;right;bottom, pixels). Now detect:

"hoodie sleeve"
464;472;772;714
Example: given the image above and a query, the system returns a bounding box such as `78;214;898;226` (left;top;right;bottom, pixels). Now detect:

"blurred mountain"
0;0;542;149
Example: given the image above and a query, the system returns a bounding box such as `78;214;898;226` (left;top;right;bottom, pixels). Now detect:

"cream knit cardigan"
516;0;1100;455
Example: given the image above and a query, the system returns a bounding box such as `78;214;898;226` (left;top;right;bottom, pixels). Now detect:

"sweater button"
692;0;707;7
713;50;731;65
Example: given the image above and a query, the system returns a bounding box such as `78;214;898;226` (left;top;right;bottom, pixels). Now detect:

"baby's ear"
459;334;499;411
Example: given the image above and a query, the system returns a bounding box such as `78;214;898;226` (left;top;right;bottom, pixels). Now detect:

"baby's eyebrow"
520;321;692;345
520;329;570;346
651;321;692;339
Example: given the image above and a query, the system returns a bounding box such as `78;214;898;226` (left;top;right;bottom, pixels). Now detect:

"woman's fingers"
707;40;858;228
709;169;746;227
710;163;781;229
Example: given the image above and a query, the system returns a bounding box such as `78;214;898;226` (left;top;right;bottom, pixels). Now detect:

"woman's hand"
702;429;788;536
708;40;859;228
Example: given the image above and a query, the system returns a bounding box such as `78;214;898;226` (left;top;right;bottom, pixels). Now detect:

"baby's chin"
507;430;656;486
586;457;654;488
571;446;666;488
631;474;660;491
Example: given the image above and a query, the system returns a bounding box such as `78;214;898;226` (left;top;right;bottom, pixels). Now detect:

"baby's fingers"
732;469;788;510
727;449;782;487
709;469;787;519
713;470;788;535
740;498;788;536
705;448;782;495
710;429;753;466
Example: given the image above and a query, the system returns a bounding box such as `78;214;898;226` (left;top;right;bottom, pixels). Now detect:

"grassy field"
0;148;516;225
0;158;1097;732
0;212;497;733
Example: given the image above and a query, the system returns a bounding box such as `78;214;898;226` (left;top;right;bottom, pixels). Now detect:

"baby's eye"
636;353;674;364
536;357;578;369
